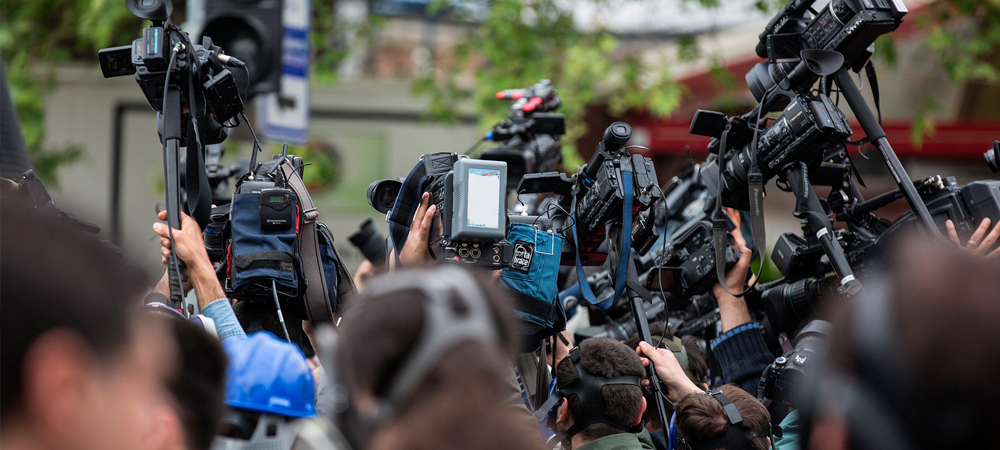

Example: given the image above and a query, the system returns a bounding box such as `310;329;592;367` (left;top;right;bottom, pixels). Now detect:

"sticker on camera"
510;240;534;273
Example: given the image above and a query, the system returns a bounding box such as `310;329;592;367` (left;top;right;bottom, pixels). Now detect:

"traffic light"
197;0;283;99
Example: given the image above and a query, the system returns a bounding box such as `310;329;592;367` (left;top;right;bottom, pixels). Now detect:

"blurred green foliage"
411;0;687;168
0;0;343;186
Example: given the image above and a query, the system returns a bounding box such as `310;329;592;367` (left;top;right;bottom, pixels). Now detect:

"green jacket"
575;430;656;450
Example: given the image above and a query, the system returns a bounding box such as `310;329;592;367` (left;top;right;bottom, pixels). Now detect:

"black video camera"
481;79;566;191
759;319;830;407
98;0;244;147
642;220;742;310
692;92;853;210
518;122;662;266
349;218;388;271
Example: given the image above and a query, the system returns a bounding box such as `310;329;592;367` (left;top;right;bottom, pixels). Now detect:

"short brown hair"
675;384;770;450
555;337;645;441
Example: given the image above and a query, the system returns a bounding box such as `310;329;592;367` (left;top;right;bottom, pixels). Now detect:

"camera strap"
569;163;634;310
865;61;882;125
387;160;429;257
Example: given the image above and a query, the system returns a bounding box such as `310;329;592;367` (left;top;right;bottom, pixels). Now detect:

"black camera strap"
714;90;771;298
570;160;634;309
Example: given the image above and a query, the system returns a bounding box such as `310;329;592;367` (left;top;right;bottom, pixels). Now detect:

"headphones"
324;267;503;449
142;300;218;337
683;390;776;450
533;345;644;439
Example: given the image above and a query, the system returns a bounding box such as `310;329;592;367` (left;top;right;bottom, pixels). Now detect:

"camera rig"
99;0;247;314
481;79;567;204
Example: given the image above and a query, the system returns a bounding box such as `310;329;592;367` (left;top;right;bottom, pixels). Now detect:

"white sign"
263;0;311;144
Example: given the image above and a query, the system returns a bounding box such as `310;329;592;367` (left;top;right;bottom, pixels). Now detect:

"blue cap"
222;332;317;418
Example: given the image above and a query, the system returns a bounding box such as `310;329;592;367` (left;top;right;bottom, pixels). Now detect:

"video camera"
423;154;514;266
480;79;566;191
518;122;662;266
98;1;245;147
98;0;249;311
758;319;830;407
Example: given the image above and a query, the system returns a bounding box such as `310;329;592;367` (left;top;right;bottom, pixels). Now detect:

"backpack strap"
280;160;334;324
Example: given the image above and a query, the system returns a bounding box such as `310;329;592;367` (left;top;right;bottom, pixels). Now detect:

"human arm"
153;210;245;340
636;341;703;404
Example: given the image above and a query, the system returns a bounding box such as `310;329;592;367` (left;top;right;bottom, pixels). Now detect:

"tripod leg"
834;68;942;239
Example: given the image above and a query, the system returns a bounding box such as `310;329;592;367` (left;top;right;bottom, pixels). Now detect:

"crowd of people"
4;170;1000;450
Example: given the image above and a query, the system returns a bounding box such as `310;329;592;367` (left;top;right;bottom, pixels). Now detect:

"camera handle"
610;226;673;433
161;85;190;313
781;162;863;297
834;68;942;240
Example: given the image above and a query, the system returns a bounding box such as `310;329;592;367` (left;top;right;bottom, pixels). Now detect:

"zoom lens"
366;179;403;214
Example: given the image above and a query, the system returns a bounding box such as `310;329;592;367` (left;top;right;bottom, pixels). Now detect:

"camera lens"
366;179;403;214
985;141;1000;174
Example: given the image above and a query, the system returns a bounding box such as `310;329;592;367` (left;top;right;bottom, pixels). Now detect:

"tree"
411;0;686;167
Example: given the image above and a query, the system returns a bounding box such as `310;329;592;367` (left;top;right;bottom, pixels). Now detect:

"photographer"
335;267;545;450
152;210;246;341
636;344;772;450
213;332;344;450
1;198;176;450
552;337;652;450
675;385;772;450
803;239;1000;449
624;323;709;449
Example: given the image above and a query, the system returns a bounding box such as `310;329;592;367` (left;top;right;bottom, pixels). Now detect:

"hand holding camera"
398;192;438;268
153;210;225;308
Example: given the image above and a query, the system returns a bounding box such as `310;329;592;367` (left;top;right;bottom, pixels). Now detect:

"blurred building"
39;0;999;274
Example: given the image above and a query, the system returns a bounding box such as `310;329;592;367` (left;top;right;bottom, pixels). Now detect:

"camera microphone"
217;54;246;68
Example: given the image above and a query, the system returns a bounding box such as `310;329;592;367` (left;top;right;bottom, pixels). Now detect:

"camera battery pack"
260;188;295;231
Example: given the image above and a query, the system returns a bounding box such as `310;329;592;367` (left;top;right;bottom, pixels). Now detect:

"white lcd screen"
466;167;501;229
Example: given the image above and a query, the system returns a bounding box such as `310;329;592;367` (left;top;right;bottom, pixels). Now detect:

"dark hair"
815;239;1000;448
0;198;149;418
152;313;229;450
622;323;708;429
622;322;708;385
675;384;770;450
555;337;645;442
339;269;544;450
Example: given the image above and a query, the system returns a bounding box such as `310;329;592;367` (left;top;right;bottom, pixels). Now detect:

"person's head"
675;384;771;450
623;322;709;386
805;239;1000;450
623;323;708;430
337;267;545;450
554;337;647;445
144;306;228;450
213;332;317;450
1;198;174;450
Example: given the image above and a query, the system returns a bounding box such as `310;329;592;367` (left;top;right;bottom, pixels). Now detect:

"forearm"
713;288;753;333
189;259;226;310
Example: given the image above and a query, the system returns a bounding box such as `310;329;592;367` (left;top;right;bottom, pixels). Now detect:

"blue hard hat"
222;332;317;418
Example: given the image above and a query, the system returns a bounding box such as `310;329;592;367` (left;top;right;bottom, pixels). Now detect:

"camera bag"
229;189;302;301
500;222;566;345
223;156;355;325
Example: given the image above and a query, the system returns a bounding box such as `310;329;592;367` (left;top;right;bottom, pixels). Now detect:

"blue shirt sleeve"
710;322;775;395
201;298;247;341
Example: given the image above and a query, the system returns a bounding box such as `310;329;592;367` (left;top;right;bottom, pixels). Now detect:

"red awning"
628;119;1000;159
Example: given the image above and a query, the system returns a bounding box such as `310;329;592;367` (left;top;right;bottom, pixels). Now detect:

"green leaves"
413;0;683;165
